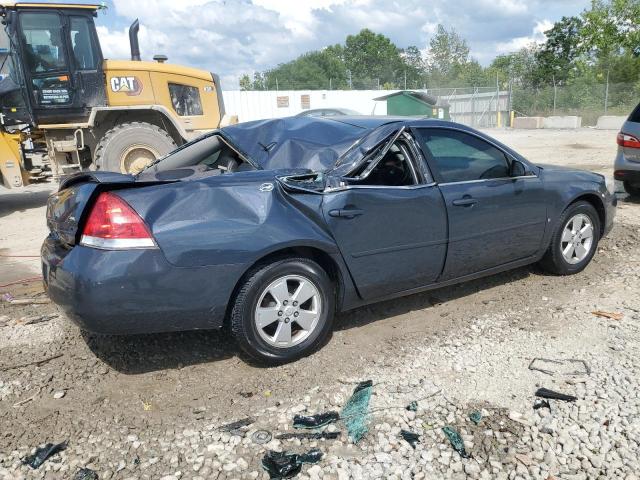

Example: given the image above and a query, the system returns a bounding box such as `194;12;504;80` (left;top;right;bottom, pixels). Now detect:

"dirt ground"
1;127;638;479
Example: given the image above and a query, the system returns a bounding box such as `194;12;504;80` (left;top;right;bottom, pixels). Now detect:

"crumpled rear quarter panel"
117;171;339;268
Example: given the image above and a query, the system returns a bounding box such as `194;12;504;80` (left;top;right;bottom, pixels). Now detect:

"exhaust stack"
129;19;141;61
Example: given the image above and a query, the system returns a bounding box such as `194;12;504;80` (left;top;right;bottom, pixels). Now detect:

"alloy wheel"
254;275;322;348
561;213;594;264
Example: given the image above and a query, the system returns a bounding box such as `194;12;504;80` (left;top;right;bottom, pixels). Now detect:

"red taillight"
617;132;640;149
81;192;156;249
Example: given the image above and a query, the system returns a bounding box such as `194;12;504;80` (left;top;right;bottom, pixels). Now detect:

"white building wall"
222;90;390;123
222;89;510;127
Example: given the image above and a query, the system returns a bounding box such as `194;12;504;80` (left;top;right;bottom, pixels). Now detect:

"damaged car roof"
220;116;406;172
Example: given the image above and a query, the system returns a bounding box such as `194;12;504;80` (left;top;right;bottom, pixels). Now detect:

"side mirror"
510;159;527;177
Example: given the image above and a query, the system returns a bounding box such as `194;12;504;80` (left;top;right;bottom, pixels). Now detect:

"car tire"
539;201;600;275
623;181;640;197
94;122;177;174
230;257;335;364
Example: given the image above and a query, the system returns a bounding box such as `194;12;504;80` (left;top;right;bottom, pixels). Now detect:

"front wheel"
230;257;335;364
539;201;600;275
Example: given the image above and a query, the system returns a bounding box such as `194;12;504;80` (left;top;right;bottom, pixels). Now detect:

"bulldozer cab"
0;3;105;125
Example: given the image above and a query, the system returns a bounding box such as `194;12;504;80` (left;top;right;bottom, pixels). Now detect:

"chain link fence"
235;79;639;127
511;82;640;126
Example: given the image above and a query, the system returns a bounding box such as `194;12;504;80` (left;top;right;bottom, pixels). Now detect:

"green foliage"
535;16;584;84
581;0;640;64
239;0;640;121
344;29;405;88
426;25;471;81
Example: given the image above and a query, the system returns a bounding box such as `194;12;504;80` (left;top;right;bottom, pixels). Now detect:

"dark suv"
615;103;640;197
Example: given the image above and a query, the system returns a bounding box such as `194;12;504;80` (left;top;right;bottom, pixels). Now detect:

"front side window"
348;133;419;187
70;16;99;70
169;83;203;116
417;129;510;183
20;13;68;73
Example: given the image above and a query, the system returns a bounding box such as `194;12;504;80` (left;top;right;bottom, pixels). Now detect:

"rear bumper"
614;169;640;184
614;147;640;184
41;237;244;334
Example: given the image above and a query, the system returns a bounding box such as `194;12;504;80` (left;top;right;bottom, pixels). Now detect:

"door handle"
328;208;364;219
452;197;477;207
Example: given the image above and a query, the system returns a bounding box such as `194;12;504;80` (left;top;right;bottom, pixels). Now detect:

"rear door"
322;131;447;299
415;127;547;280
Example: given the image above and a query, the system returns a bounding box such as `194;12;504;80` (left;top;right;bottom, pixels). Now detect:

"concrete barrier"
513;117;544;129
542;116;582;129
596;115;626;130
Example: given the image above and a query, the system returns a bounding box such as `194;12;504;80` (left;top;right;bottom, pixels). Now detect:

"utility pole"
329;78;332;90
404;71;407;90
496;72;500;127
347;70;352;89
275;77;279;92
376;78;380;90
552;75;557;115
604;67;610;114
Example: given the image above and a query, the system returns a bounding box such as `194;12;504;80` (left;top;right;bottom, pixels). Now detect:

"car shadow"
83;328;238;374
85;265;536;374
0;186;53;219
619;193;640;205
335;265;534;330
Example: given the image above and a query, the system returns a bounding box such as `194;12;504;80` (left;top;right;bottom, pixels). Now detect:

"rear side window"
169;83;203;116
629;103;640;123
416;129;510;183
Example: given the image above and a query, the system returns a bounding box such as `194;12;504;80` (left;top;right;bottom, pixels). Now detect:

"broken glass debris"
293;411;339;429
469;411;482;425
341;380;373;443
276;431;340;440
442;426;469;458
22;441;68;469
400;430;420;449
261;449;323;479
535;388;577;402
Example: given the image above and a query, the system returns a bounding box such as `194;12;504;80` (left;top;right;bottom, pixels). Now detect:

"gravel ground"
1;128;639;479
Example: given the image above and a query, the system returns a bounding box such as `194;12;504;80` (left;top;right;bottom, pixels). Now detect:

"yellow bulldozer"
0;2;234;189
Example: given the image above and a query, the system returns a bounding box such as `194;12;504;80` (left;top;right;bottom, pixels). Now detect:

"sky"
93;0;592;89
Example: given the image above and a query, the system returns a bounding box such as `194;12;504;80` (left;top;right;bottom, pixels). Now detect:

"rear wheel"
230;257;335;364
539;201;600;275
94;122;177;174
623;181;640;197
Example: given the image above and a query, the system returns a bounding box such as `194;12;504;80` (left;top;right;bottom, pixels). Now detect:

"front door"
415;127;547;279
322;132;448;299
16;10;105;124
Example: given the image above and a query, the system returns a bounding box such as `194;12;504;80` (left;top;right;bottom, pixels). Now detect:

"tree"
239;74;252;91
259;46;348;90
343;29;405;88
581;0;640;63
535;16;584;85
490;47;539;87
426;25;471;83
400;45;426;88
